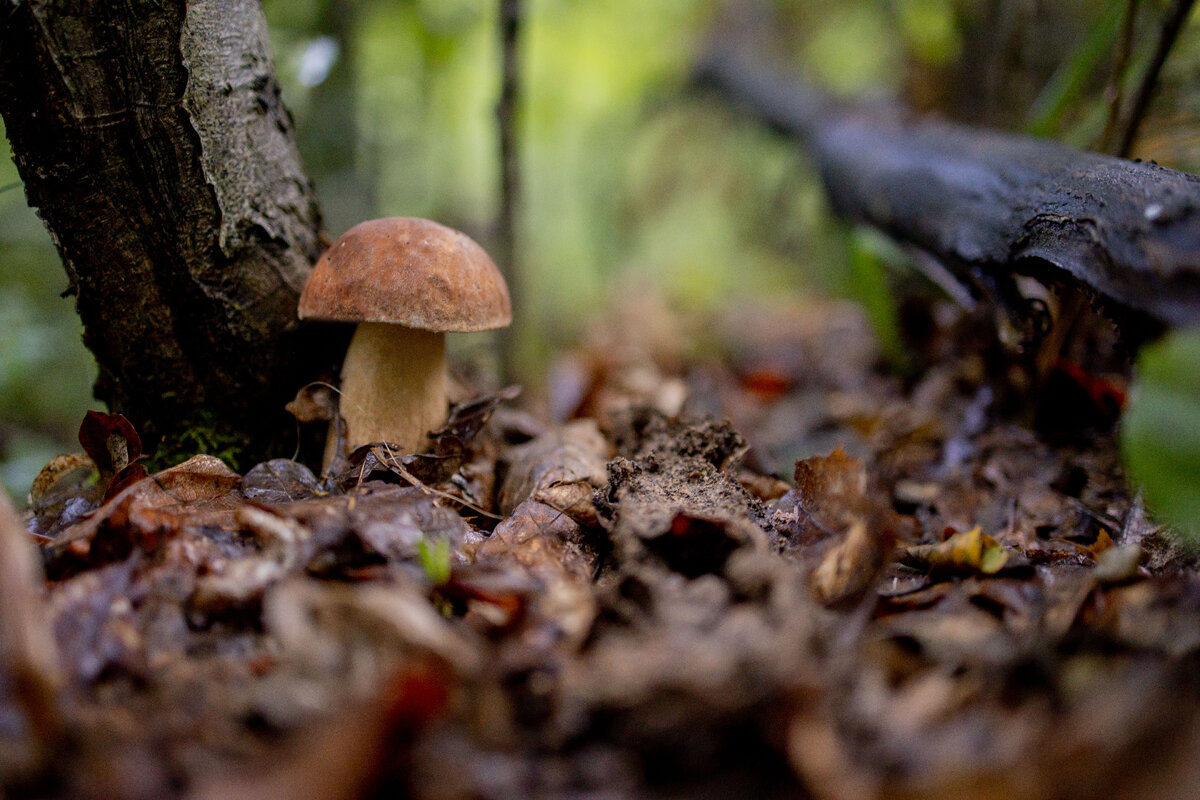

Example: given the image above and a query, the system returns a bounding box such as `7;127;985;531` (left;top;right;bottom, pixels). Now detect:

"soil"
4;291;1200;800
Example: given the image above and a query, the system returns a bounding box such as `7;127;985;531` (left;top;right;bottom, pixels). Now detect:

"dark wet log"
696;45;1200;331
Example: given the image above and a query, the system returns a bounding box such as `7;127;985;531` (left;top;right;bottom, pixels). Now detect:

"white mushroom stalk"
337;323;446;457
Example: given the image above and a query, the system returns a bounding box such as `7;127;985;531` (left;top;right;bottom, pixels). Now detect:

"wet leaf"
242;459;321;504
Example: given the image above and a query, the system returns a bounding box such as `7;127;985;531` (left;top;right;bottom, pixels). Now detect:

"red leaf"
78;411;142;475
102;463;150;503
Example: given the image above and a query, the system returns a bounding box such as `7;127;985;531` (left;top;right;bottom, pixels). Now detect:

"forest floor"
5;289;1200;800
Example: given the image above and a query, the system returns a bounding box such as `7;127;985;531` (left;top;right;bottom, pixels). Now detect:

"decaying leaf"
189;505;314;619
474;498;597;643
776;449;898;605
265;577;480;677
900;526;1010;576
430;386;521;457
811;519;892;606
27;453;99;535
78;410;142;476
46;455;242;577
498;419;610;523
791;447;869;536
28;453;96;509
256;483;475;576
241;459;321;504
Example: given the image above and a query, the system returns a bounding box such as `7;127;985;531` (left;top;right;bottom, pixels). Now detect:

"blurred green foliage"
0;133;95;501
1121;327;1200;547
264;0;918;378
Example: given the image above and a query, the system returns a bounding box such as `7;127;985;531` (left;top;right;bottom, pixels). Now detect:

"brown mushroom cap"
298;217;512;332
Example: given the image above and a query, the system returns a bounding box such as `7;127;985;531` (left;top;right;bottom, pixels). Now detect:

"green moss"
144;410;250;474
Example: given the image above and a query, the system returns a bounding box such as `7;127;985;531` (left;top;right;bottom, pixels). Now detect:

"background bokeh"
3;0;1200;500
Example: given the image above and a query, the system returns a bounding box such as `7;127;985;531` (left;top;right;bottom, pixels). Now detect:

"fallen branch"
696;42;1200;333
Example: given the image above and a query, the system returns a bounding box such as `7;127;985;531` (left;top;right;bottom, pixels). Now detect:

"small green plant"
1121;326;1200;546
417;536;453;586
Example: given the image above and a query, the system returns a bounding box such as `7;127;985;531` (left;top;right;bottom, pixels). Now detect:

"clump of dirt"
597;410;767;579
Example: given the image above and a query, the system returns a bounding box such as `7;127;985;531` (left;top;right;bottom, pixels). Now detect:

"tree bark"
696;43;1200;335
0;0;346;460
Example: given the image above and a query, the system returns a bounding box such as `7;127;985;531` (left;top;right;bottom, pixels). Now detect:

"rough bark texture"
0;0;347;458
697;44;1200;332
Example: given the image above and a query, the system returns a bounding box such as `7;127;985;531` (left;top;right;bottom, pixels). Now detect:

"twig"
1117;0;1197;157
376;444;504;520
496;0;524;383
1098;0;1139;154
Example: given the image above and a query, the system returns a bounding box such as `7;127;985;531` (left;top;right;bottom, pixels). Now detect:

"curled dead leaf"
811;519;893;606
28;453;96;508
77;410;141;478
286;382;339;423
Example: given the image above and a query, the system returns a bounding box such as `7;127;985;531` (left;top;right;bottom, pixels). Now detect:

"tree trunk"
0;0;347;462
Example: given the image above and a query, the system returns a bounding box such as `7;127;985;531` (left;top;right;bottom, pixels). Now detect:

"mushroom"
298;217;511;468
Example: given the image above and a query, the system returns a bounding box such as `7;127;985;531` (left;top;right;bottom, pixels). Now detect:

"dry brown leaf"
498;419;610;521
476;498;598;644
46;455;242;576
811;520;892;606
27;453;96;508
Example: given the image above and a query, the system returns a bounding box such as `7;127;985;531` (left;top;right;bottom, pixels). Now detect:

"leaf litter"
3;294;1200;799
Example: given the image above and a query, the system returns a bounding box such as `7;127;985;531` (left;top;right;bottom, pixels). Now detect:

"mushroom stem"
327;322;447;468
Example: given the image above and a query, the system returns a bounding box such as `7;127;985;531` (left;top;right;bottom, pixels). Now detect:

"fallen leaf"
499;419;610;522
785;448;870;541
242;459;321;504
286;382;339;423
78;410;141;477
900;526;1010;576
28;453;96;508
475;498;597;643
45;455;242;577
811;519;892;606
